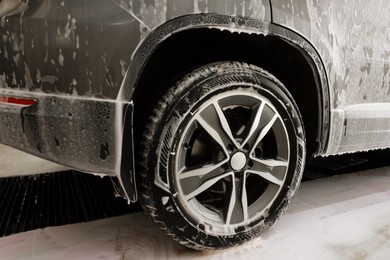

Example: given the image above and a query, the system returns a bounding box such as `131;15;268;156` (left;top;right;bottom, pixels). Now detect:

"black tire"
137;62;306;250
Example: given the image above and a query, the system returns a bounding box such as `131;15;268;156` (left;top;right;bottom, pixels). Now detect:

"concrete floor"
1;166;389;259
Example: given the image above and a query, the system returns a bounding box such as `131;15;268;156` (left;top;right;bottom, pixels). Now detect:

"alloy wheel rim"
174;90;290;234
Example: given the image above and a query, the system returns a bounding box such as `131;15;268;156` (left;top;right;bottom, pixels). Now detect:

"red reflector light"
0;96;38;106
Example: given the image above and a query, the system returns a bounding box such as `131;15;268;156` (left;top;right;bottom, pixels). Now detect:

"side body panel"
271;0;390;154
0;0;139;99
1;0;271;99
0;0;272;177
115;0;271;41
0;0;273;200
0;0;140;176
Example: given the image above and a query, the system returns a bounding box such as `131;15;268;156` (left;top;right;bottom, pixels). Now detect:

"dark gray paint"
0;92;123;175
0;0;140;199
1;0;390;201
1;0;271;99
0;0;138;99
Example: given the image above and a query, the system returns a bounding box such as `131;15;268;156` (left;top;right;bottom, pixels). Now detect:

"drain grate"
0;171;141;237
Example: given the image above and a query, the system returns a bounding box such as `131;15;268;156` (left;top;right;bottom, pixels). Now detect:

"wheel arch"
126;14;329;155
120;13;330;201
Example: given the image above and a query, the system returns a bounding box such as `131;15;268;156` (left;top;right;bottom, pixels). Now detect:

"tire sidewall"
142;62;305;249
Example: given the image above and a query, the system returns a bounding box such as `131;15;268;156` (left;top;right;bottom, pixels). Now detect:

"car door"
271;0;390;153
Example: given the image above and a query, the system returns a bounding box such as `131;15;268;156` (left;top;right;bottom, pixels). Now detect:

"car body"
1;0;389;249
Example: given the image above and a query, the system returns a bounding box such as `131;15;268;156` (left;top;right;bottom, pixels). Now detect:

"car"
0;0;389;250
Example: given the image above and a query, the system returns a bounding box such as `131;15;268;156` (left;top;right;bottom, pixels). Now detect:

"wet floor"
0;149;389;259
0;165;389;259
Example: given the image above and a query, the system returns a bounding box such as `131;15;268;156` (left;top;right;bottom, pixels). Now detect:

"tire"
137;62;306;250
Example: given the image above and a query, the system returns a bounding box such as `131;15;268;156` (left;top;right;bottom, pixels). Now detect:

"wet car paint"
0;1;139;200
271;0;390;153
0;0;138;99
0;0;389;201
0;0;274;200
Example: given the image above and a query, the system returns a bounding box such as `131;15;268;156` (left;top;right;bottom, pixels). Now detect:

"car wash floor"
0;150;389;259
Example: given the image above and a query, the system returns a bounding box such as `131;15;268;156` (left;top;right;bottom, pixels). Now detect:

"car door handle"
0;0;28;17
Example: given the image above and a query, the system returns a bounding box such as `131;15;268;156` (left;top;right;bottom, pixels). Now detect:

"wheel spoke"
225;173;249;225
178;159;228;179
246;157;287;186
253;158;288;168
195;102;238;153
178;159;230;200
184;172;233;201
240;102;265;149
247;170;283;186
249;114;278;154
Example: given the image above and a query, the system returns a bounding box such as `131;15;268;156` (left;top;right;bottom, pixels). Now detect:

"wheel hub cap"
230;152;247;171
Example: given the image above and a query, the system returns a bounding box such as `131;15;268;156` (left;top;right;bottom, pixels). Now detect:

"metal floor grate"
0;171;140;237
